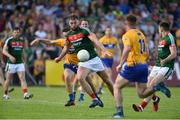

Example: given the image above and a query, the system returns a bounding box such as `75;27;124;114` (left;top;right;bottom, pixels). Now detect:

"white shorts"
149;66;173;78
6;63;25;73
78;56;105;72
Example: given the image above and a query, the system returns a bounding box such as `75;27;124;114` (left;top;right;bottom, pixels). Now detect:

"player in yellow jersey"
98;27;121;94
113;14;149;118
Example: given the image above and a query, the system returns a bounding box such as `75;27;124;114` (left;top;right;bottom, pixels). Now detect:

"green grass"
0;86;180;119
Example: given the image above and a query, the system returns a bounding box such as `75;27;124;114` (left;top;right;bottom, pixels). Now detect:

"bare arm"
160;46;177;66
30;38;52;46
3;43;16;63
54;42;70;63
116;45;131;71
88;33;112;56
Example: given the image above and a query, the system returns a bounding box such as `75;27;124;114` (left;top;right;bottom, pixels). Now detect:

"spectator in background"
33;49;45;85
35;24;47;39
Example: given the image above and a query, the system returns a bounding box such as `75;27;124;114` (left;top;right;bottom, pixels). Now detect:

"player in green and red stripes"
133;22;177;112
55;15;113;108
3;27;33;100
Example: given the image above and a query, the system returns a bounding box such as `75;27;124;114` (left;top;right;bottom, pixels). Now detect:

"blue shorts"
64;63;78;74
119;63;148;83
101;58;114;68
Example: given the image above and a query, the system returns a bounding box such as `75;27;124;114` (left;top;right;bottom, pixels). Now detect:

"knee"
64;75;72;83
19;76;25;82
113;83;120;90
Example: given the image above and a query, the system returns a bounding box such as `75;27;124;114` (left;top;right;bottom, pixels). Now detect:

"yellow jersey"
122;29;148;66
99;36;119;58
51;39;78;65
33;59;44;76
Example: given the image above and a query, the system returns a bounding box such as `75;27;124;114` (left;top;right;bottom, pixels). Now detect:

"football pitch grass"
0;86;180;119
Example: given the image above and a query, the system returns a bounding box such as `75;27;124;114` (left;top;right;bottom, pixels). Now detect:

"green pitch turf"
0;86;180;119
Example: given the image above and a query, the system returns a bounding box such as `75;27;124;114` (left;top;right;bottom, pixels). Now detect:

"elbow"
2;49;6;55
172;52;177;59
173;53;177;59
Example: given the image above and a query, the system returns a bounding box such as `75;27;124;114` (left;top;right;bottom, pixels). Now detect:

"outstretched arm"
88;33;112;57
30;38;52;46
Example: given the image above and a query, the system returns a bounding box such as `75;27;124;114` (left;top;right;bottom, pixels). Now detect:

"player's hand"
54;57;62;63
9;56;16;63
101;50;112;57
160;59;166;66
116;64;122;71
30;39;40;46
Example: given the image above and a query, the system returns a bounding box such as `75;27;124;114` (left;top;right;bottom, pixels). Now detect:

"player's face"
158;26;163;37
105;28;112;36
124;20;129;31
12;30;20;38
81;21;89;28
69;19;78;30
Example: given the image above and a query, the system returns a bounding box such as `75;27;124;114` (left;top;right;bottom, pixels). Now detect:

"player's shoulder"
166;33;176;44
99;35;106;41
4;36;13;44
5;36;13;41
112;36;118;41
80;27;91;33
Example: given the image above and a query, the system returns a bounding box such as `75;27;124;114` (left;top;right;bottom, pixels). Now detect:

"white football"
77;49;90;62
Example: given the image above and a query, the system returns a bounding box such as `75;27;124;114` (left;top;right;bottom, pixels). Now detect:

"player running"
98;26;121;94
132;21;176;112
3;27;33;99
112;14;150;118
55;15;113;108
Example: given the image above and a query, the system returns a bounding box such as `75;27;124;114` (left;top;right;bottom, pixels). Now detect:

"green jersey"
66;27;97;59
155;33;176;69
4;36;24;64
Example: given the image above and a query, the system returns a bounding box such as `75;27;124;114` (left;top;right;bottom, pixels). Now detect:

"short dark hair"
159;22;170;31
126;14;137;26
68;14;79;20
80;18;88;23
13;27;20;31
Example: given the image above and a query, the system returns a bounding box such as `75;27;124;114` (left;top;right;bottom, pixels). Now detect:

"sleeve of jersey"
52;39;64;47
167;36;176;47
122;35;131;46
82;28;91;36
4;38;10;47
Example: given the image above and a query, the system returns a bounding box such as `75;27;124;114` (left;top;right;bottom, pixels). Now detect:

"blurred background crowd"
0;0;179;85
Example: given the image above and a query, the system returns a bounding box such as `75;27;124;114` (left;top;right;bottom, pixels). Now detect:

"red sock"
140;100;148;109
22;88;28;93
90;93;97;99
